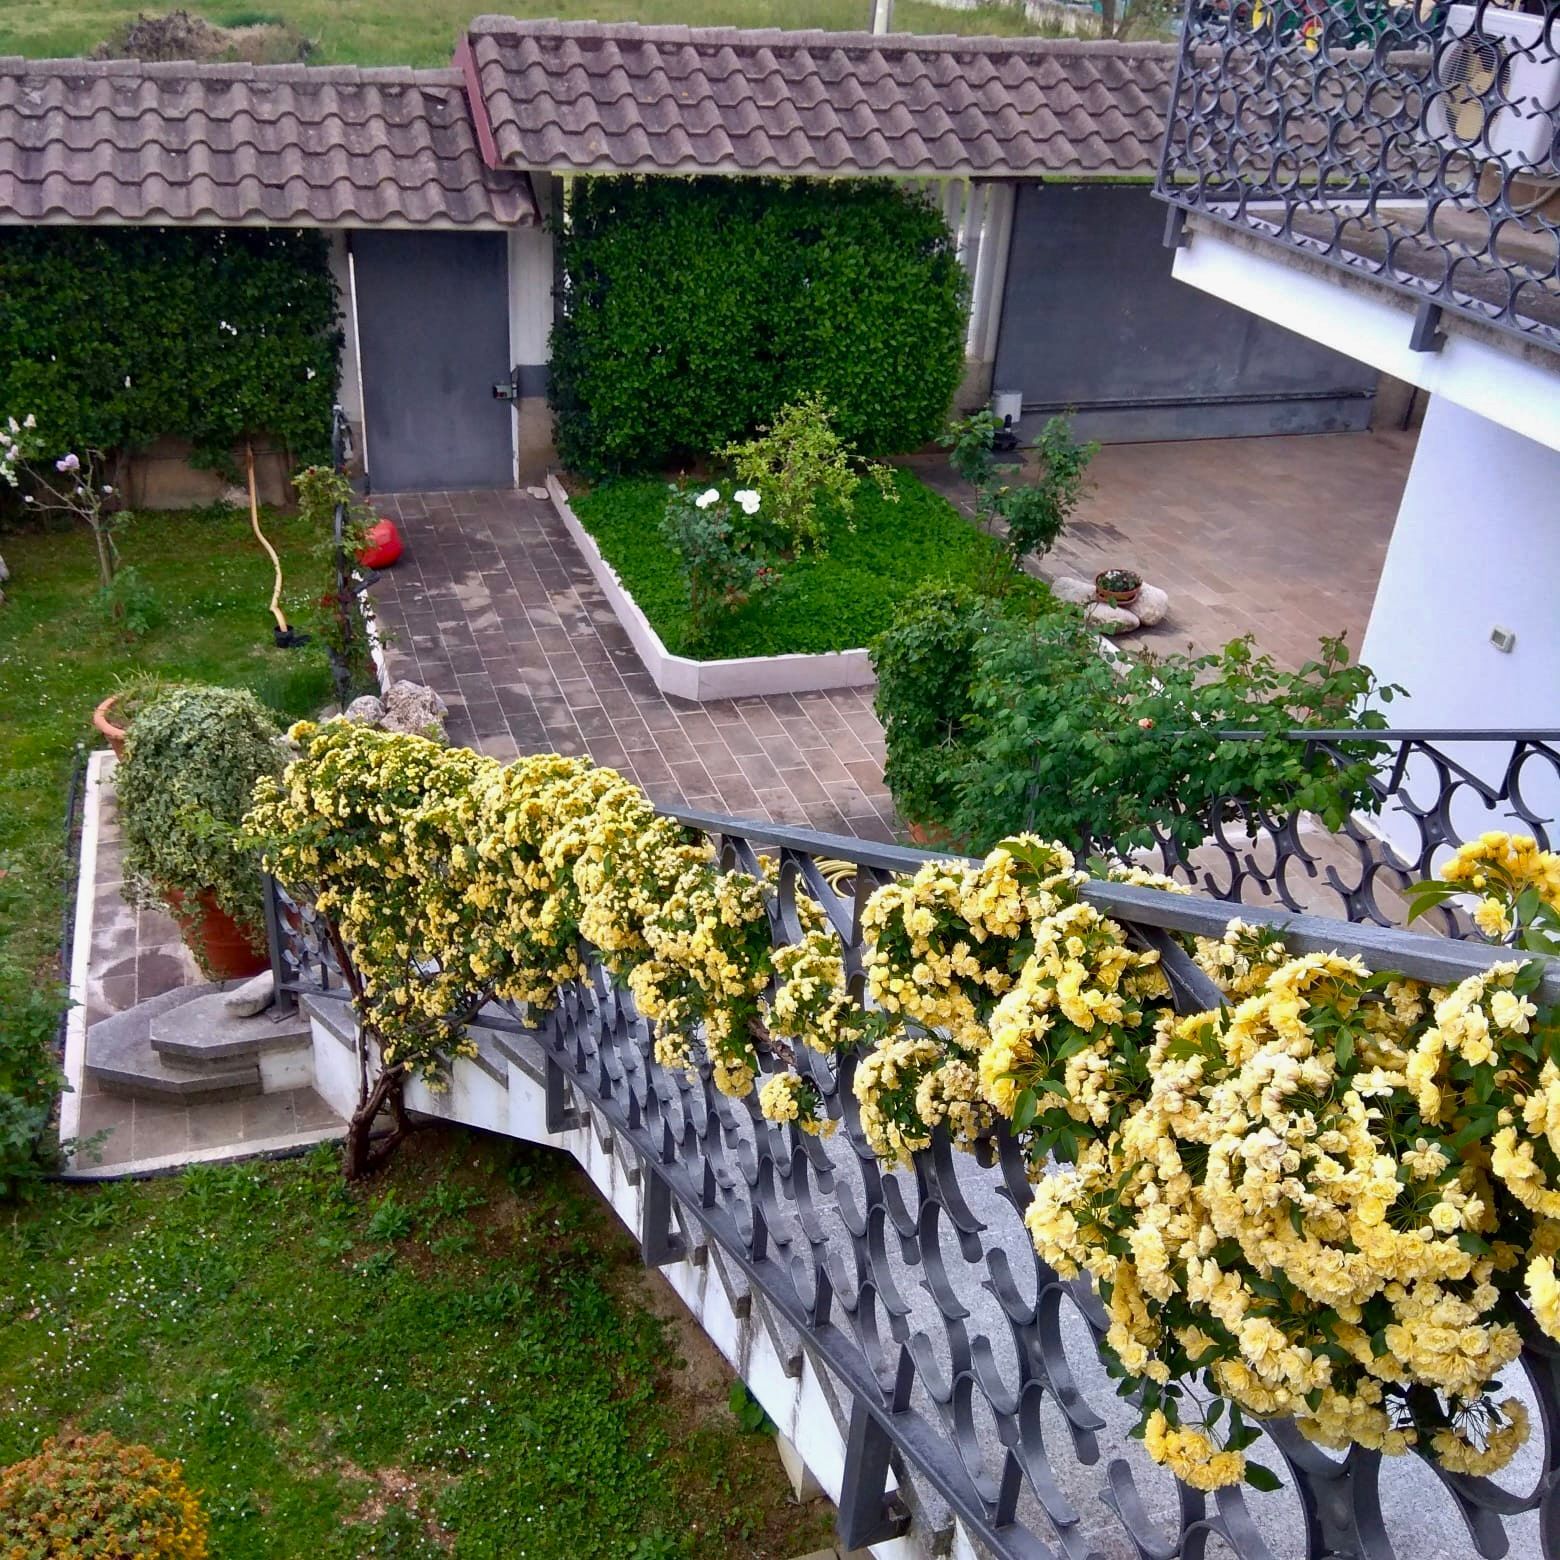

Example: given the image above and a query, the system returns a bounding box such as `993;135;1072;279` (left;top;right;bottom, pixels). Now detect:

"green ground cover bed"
0;1130;832;1559
0;507;334;984
571;467;1050;660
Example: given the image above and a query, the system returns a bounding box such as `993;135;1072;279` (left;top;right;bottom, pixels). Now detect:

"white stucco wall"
1361;394;1560;855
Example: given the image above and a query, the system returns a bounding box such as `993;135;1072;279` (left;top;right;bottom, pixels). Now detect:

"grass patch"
0;1130;834;1558
0;505;335;982
571;468;1050;660
0;0;1050;67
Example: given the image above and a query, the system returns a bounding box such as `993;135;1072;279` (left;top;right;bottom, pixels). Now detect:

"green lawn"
0;1130;832;1558
0;0;1048;66
0;507;335;986
572;467;1050;660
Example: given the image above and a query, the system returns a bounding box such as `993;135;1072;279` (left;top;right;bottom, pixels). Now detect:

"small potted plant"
117;684;285;979
1094;568;1142;609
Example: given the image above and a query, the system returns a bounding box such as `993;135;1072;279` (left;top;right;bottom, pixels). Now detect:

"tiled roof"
0;58;535;227
461;18;1175;178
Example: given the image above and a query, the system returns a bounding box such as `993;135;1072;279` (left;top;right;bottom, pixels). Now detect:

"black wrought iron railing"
1155;0;1560;355
1130;727;1560;934
265;804;1560;1560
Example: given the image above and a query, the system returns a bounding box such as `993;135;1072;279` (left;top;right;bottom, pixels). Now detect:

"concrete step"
88;991;261;1103
149;987;310;1064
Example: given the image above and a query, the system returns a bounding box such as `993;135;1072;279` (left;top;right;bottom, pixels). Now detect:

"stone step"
149;987;310;1064
87;989;262;1103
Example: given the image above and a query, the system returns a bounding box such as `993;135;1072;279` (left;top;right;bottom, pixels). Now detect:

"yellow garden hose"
246;441;290;637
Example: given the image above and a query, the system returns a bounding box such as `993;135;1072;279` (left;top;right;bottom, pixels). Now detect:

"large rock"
1085;601;1141;636
1051;575;1096;606
223;970;275;1018
1134;583;1170;628
382;679;448;740
344;694;386;725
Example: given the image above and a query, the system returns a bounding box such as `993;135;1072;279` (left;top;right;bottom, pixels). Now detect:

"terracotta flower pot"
906;818;955;850
1094;572;1141;610
93;694;129;759
163;886;269;980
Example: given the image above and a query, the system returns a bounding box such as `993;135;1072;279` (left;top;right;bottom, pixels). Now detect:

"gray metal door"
991;184;1378;442
352;231;513;492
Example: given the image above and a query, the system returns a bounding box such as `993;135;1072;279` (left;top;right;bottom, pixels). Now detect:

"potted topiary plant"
117;684;286;979
1094;568;1142;609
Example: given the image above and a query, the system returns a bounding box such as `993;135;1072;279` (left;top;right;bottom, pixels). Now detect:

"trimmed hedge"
551;177;969;475
0;227;340;468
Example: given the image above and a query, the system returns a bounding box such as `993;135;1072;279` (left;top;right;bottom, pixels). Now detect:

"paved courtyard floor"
911;427;1417;667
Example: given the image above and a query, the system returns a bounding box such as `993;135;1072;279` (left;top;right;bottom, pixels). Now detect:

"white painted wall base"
304;997;927;1559
1360;395;1560;858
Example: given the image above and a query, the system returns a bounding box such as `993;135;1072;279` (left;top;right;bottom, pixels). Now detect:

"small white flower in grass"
734;488;761;515
694;487;721;510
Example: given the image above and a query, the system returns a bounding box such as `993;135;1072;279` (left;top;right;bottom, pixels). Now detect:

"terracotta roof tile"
0;57;535;227
464;18;1175;177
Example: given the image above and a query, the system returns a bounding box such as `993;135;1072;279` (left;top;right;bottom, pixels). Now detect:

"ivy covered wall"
549;177;970;476
0;227;341;470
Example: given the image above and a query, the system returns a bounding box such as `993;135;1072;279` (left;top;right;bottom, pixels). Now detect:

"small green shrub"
995;415;1097;566
118;685;286;966
872;590;1397;852
551;176;968;474
0;964;65;1199
0;1432;209;1558
721;393;893;555
870;582;1000;835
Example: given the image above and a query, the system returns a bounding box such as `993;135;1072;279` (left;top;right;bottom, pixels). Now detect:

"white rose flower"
694;487;721;510
734;488;761;515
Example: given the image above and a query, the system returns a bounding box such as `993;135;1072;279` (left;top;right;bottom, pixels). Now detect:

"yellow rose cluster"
1412;830;1560;951
252;726;1560;1494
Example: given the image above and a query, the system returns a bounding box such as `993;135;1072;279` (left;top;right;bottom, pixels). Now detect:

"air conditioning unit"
1426;4;1560;171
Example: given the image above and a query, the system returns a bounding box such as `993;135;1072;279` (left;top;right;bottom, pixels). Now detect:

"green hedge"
551;177;969;475
0;227;340;468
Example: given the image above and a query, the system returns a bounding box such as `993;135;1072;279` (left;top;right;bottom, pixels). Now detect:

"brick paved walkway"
368;491;898;842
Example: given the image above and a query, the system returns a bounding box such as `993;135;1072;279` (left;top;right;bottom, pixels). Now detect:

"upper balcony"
1154;0;1560;362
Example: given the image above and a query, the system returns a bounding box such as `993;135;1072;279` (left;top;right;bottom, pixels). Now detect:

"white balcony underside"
1171;225;1560;456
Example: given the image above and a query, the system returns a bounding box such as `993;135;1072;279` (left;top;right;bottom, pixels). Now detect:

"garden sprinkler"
246;441;310;649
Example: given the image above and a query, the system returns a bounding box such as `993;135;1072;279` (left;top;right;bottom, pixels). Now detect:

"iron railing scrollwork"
1155;0;1560;355
267;806;1560;1560
1123;728;1560;937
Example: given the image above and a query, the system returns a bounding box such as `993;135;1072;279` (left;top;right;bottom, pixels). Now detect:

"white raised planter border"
546;473;876;703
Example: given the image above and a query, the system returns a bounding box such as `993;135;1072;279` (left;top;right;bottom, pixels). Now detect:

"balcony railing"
266;802;1560;1560
1125;727;1560;933
1155;0;1560;354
